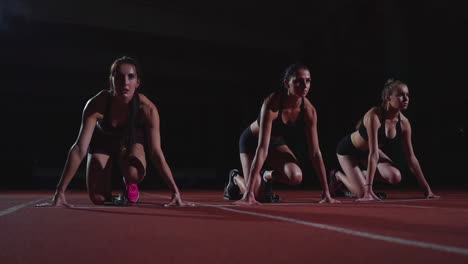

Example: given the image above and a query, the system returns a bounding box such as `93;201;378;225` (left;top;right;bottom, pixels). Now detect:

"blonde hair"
355;78;406;129
381;78;406;109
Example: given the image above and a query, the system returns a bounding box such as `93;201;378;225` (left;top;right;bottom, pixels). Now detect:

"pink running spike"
125;183;140;203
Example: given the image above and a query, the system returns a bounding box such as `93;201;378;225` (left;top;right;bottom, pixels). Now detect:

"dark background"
1;0;467;191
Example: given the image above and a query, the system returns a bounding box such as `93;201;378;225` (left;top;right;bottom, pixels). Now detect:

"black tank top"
358;113;402;146
95;91;144;146
96;92;126;136
257;94;306;137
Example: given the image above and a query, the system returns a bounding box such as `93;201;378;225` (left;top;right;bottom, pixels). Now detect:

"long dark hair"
109;56;142;151
281;62;310;90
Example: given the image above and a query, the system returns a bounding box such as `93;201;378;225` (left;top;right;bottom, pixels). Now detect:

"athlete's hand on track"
319;193;341;204
164;192;195;207
233;193;262;206
36;191;74;208
355;188;381;202
424;190;440;199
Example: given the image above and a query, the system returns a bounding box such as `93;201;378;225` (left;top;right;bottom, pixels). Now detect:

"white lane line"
72;206;132;209
295;197;466;203
142;192;467;208
207;202;468;212
212;205;468;256
139;192;446;206
36;206;129;209
0;198;50;216
386;204;468;212
142;192;468;256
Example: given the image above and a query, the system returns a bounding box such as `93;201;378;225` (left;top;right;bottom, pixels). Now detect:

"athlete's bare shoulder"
364;106;383;120
367;106;381;116
303;97;316;112
399;112;409;122
264;91;282;112
303;97;317;121
83;90;109;115
139;93;157;109
399;112;411;130
362;106;382;127
138;93;159;121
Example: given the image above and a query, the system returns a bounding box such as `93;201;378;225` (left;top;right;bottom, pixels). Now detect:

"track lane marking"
213;205;468;256
0;198;49;216
143;192;468;256
384;204;468;212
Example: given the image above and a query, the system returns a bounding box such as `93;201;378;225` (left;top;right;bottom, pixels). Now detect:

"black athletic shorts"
336;134;368;158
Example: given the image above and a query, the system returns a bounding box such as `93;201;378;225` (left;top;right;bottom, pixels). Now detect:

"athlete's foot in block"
125;183;140;203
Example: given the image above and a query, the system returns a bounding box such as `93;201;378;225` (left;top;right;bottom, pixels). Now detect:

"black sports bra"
358;113;402;146
257;93;305;137
95;92;144;138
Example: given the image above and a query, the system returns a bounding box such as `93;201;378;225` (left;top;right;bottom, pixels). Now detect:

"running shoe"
329;169;345;197
125;183;140;203
112;194;128;206
262;170;281;203
223;169;242;200
376;192;387;200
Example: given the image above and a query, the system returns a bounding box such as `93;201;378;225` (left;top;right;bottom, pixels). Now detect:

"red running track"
1;189;468;264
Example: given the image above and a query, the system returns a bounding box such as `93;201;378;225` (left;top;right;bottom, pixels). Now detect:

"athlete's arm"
303;100;338;203
235;95;277;205
142;96;193;206
251;104;275;196
400;115;438;198
38;92;103;207
357;108;382;201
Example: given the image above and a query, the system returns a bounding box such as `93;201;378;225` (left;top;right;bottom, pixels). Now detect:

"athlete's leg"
336;154;367;197
361;150;402;185
267;145;302;186
86;153;113;205
119;143;147;184
237;153;254;194
235;126;257;195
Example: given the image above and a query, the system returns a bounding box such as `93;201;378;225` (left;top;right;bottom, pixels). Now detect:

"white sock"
263;171;269;182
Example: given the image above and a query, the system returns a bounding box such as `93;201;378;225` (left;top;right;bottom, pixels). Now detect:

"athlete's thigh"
375;150;401;184
86;153;112;194
337;155;364;181
356;150;399;183
120;143;147;177
337;154;367;196
267;144;300;174
359;149;393;167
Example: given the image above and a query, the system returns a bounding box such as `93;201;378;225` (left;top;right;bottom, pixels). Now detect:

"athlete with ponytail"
38;56;191;207
226;63;339;205
332;79;439;201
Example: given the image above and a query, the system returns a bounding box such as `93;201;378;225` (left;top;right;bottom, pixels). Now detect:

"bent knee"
387;170;402;185
89;193;107;205
122;158;146;184
124;169;145;184
284;164;303;186
290;173;303;186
